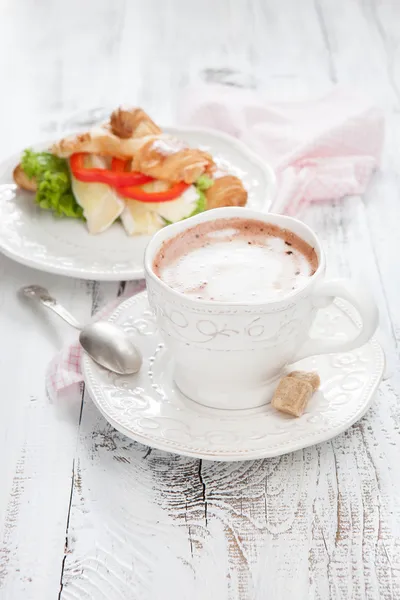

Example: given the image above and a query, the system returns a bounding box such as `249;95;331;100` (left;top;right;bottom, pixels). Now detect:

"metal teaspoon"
20;285;142;375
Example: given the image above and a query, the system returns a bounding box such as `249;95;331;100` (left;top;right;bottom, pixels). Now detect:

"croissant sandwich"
13;106;248;235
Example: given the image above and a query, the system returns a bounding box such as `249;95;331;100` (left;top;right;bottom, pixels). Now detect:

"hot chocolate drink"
153;217;318;303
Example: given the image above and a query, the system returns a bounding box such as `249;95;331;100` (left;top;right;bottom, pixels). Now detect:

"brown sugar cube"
288;370;320;392
271;377;313;417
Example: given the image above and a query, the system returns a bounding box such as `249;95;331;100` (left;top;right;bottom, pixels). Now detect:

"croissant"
110;107;161;139
131;136;215;184
13;164;37;191
205;175;248;209
51;125;148;158
51;107;161;158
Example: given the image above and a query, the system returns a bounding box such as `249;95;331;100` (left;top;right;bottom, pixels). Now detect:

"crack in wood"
197;460;208;527
333;446;342;545
87;281;101;315
58;279;104;599
113;455;131;464
143;447;152;460
264;468;269;526
58;460;76;600
313;0;338;83
184;500;195;559
117;281;126;297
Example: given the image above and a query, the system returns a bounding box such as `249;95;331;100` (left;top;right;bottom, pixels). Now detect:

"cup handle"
293;279;378;361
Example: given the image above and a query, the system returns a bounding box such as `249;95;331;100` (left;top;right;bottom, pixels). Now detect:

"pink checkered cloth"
179;85;384;214
46;281;146;401
47;87;385;398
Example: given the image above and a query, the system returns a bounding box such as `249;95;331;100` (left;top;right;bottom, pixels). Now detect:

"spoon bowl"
79;321;142;375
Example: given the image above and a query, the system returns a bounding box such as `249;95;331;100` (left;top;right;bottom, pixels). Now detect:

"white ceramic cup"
144;207;378;410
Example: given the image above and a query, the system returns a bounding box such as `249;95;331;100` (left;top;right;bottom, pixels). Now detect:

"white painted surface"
0;1;399;599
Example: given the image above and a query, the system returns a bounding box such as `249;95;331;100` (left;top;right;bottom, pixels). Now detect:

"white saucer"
83;292;384;461
0;127;275;280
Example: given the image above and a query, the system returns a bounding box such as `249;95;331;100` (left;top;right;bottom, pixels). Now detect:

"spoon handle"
20;285;83;330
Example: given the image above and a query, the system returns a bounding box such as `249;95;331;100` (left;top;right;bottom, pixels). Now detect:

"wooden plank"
0;0;127;597
0;262;90;598
314;0;400;343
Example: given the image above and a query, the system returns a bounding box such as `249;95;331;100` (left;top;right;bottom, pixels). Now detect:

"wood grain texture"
0;0;399;598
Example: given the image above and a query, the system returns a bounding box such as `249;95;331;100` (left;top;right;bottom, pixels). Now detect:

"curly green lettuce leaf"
21;149;65;179
189;175;212;218
195;174;214;191
21;149;83;219
36;171;83;218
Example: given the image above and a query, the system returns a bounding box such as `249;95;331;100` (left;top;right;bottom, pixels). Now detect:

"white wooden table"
0;1;399;598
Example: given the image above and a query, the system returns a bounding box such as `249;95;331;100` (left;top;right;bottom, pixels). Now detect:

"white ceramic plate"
0;127;276;280
83;292;385;461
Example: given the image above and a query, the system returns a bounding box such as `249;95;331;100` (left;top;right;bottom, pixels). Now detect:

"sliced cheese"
120;183;203;236
120;200;164;235
70;155;124;234
152;186;201;222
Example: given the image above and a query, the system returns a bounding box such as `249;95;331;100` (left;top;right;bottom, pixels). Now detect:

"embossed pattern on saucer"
82;292;384;461
0;127;275;280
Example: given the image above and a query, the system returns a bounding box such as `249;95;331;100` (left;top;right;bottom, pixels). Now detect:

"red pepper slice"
70;153;153;186
111;157;129;172
118;181;190;202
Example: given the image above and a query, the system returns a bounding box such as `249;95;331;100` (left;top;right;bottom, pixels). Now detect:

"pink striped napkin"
179;85;384;214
